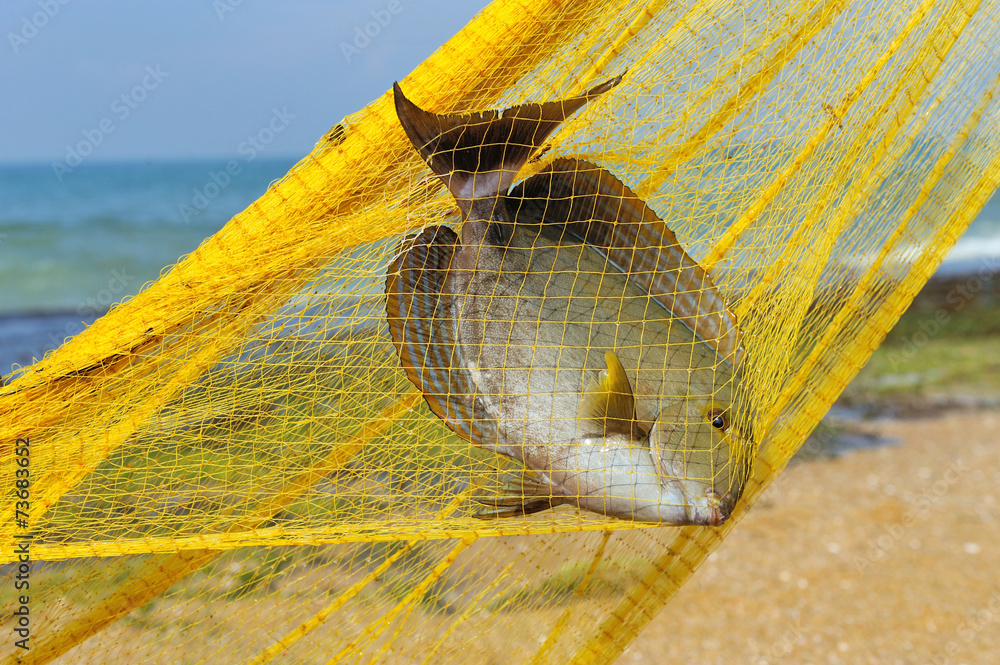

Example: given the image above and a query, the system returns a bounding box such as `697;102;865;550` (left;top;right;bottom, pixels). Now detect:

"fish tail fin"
393;76;622;216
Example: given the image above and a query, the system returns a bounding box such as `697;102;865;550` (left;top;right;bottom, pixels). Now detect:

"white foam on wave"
944;235;1000;264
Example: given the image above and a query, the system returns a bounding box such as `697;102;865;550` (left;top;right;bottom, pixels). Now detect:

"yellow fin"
584;352;638;437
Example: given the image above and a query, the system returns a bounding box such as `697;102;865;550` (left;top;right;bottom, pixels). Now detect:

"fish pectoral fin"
385;225;497;447
507;158;744;366
507;472;556;497
472;498;557;520
472;473;563;519
393;76;622;219
583;351;638;437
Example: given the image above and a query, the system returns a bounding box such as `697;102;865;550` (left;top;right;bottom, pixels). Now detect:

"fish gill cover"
2;0;1000;663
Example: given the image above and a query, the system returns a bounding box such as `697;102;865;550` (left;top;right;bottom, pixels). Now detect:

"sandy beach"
628;408;1000;665
1;267;996;664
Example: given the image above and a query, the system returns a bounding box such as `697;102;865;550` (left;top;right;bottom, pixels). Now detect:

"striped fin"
385;226;496;446
507;158;744;366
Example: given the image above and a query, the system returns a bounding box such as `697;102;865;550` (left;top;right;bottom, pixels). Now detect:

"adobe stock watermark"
852;458;967;574
7;0;71;54
749;620;806;664
213;0;246;21
177;107;294;224
887;254;999;369
929;590;1000;665
51;65;169;181
340;0;405;63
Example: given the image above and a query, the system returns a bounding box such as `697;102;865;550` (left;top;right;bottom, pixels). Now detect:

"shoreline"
4;264;997;406
838;264;1000;419
0;269;996;662
0;310;100;378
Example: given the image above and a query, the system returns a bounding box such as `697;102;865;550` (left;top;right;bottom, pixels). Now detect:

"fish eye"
707;409;730;431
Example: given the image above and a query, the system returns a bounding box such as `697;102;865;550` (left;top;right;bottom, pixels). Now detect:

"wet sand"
628;409;1000;665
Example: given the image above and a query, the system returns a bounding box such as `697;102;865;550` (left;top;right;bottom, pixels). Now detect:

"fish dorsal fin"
584;351;639;437
385;225;498;447
507;158;744;367
393;77;621;218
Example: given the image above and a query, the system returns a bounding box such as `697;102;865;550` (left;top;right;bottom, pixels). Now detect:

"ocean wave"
945;235;1000;264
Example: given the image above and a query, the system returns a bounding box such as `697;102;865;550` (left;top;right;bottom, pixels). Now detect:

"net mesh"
3;0;1000;662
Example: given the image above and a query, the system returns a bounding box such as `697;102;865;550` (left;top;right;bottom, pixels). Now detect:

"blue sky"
1;0;489;164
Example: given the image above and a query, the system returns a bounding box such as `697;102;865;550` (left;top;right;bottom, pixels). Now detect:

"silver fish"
386;77;753;526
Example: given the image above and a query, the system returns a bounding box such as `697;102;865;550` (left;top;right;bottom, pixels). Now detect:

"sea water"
0;158;295;375
0;158;997;378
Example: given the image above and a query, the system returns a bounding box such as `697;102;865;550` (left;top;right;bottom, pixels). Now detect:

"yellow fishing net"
3;0;1000;662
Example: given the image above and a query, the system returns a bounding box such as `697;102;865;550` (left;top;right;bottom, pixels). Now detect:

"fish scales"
458;234;726;453
386;77;753;525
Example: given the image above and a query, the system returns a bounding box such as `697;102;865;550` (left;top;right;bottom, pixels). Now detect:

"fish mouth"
652;464;738;526
689;489;734;527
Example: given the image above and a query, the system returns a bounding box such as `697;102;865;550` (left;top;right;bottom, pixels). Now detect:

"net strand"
3;0;999;662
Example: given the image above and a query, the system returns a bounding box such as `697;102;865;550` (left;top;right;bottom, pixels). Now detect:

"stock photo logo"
177;107;295;223
885;255;1000;370
7;0;71;53
340;0;406;63
50;65;169;181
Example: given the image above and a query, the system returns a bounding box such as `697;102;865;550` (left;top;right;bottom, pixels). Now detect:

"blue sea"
0;159;998;377
0;158;296;375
